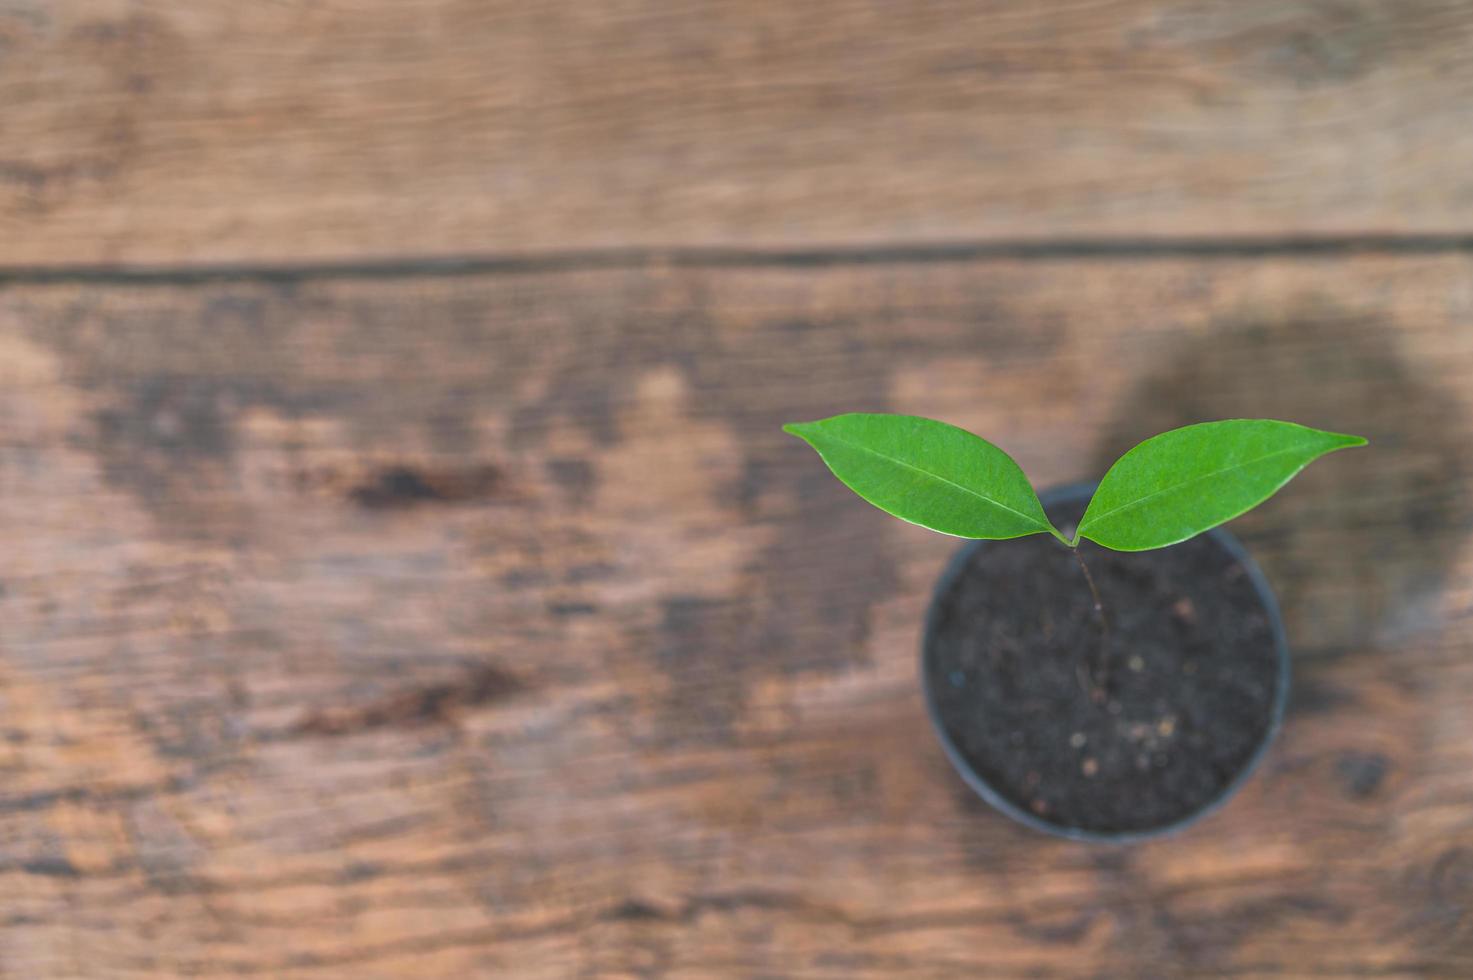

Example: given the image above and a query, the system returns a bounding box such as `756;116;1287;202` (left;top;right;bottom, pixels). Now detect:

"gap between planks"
7;234;1473;287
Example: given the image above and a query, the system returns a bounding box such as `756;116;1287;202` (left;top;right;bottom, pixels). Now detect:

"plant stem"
1069;546;1111;699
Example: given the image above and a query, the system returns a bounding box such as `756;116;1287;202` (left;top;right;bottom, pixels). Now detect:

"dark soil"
925;491;1282;836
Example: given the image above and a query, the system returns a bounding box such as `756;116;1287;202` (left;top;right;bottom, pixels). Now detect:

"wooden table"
2;3;1472;976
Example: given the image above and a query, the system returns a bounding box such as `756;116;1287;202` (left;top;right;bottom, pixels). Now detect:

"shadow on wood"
1092;306;1473;661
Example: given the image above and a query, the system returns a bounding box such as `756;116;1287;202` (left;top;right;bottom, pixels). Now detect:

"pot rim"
920;480;1291;844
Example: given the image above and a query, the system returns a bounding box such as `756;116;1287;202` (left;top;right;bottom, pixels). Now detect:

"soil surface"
925;492;1282;836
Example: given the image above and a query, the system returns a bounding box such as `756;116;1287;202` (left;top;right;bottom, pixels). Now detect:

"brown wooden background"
3;2;1473;977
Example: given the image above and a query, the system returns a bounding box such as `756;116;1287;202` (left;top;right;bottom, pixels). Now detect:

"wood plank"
0;254;1471;976
5;2;1473;265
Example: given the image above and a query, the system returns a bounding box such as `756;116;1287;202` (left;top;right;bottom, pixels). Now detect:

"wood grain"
5;1;1473;265
0;254;1470;976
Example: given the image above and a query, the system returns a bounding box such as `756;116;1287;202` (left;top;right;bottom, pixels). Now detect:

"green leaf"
782;413;1057;540
1076;419;1367;551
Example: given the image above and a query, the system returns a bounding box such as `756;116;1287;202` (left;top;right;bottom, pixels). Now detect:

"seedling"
784;415;1365;690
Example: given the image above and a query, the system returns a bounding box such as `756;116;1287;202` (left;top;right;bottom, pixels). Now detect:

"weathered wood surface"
6;1;1473;265
0;254;1469;976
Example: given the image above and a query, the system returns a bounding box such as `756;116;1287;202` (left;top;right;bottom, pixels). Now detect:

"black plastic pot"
921;482;1290;843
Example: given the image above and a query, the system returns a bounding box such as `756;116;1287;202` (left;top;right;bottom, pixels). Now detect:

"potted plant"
785;415;1366;841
